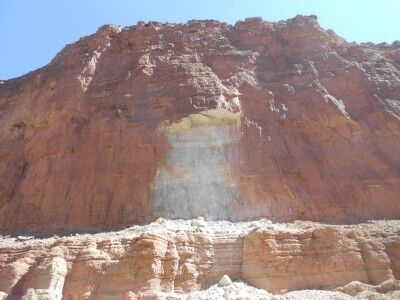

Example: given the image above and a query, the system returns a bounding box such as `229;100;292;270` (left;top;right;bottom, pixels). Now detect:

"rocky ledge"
0;219;399;299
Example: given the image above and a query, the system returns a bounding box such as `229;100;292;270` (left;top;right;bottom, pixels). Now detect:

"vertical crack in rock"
7;160;28;203
152;108;241;220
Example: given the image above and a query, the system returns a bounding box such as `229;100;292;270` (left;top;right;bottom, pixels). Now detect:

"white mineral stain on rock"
153;108;241;220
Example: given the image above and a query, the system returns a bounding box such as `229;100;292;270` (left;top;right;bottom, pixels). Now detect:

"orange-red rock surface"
0;15;400;235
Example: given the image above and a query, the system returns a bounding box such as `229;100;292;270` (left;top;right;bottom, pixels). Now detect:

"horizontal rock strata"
0;219;399;299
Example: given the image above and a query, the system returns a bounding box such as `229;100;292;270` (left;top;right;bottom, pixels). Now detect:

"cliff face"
1;16;400;234
1;220;399;299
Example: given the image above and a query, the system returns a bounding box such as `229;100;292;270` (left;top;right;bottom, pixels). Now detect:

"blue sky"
1;0;399;79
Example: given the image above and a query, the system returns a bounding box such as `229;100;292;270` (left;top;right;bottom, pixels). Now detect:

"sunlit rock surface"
0;16;400;234
1;15;400;299
0;219;399;299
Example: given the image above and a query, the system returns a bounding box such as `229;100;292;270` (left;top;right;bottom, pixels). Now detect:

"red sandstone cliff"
1;16;400;234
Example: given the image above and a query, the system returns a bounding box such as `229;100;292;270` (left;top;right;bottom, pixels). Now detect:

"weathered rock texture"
0;16;400;234
0;220;399;299
243;225;398;292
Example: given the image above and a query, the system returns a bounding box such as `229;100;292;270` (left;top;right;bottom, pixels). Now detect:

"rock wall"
243;227;397;292
0;16;400;234
0;220;399;299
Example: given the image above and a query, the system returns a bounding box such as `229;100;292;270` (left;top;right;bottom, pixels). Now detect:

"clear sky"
1;0;399;79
